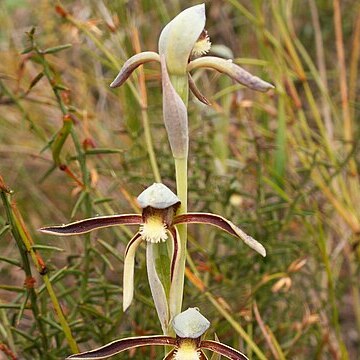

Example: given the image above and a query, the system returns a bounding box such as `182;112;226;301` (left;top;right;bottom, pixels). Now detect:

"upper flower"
65;307;249;360
110;4;274;98
109;4;273;159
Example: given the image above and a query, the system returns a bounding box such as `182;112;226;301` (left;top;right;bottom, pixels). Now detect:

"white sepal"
137;183;180;209
172;308;210;339
159;4;206;75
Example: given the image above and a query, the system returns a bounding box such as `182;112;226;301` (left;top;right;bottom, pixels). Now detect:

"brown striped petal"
110;51;160;88
40;214;143;236
188;57;274;92
188;74;211;105
123;232;143;311
200;340;249;360
66;335;176;359
168;227;181;282
173;213;266;257
168;226;182;318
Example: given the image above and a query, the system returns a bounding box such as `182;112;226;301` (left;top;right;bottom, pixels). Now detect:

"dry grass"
0;0;359;359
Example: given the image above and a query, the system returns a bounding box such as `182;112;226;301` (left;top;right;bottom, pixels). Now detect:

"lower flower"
66;308;249;360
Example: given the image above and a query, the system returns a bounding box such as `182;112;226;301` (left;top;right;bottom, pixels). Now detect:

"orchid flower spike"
110;4;274;100
40;183;265;325
66;307;249;360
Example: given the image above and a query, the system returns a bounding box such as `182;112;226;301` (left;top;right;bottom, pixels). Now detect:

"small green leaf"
51;117;73;165
21;46;33;54
26;72;44;92
0;303;28;309
54;84;70;91
97;239;123;262
85;148;124;155
91;247;114;271
31;244;64;252
0;224;11;238
70;191;87;219
0;285;25;293
42;44;72;54
93;197;113;205
0;256;21;267
79;304;112;323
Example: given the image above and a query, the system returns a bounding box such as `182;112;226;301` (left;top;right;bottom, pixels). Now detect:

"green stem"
171;157;188;317
165;73;189;319
43;275;79;353
0;192;49;355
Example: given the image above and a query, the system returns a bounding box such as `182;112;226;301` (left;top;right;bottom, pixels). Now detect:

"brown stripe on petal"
200;340;249;360
163;349;176;360
168;226;183;318
188;74;211;105
174;213;235;234
66;335;176;359
173;213;266;257
199;349;209;360
168;227;181;282
124;232;142;259
40;214;142;236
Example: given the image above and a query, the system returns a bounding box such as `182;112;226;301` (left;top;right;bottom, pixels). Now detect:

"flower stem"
169;74;189;319
171;157;188;317
170;75;189;106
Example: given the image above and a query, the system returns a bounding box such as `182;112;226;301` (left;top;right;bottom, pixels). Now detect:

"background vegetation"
0;0;359;359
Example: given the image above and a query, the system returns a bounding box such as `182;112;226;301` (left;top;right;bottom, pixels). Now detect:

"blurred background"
0;0;359;359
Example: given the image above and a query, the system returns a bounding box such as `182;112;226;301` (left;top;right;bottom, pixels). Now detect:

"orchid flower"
40;184;265;316
110;4;274;100
110;4;274;97
110;4;273;160
66;307;249;360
